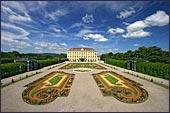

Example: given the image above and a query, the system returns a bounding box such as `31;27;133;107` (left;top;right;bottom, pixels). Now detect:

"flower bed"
59;63;106;69
22;71;75;105
93;71;148;104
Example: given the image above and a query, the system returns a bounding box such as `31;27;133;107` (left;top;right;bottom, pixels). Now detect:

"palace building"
67;48;100;62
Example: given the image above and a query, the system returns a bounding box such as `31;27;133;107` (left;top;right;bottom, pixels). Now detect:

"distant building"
67;48;99;62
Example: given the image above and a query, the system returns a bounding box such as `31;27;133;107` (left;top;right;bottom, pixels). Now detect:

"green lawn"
105;74;122;86
49;75;63;86
59;76;69;89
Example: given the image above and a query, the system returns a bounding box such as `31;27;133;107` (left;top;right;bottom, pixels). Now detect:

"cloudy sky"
1;1;169;55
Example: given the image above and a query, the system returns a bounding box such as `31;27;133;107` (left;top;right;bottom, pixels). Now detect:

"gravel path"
1;62;169;112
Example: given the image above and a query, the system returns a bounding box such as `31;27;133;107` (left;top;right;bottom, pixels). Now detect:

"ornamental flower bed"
22;71;75;105
92;71;149;104
59;63;106;69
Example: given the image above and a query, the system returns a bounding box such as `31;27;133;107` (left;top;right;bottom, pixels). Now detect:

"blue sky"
1;1;169;55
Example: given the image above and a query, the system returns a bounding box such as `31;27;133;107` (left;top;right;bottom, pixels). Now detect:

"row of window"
68;56;97;58
68;52;96;54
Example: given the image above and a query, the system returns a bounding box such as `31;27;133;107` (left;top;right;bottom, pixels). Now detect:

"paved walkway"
1;62;169;112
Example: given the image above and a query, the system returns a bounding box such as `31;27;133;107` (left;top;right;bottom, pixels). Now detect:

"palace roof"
68;48;96;51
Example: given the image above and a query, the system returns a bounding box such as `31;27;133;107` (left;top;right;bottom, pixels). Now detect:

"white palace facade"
67;48;100;62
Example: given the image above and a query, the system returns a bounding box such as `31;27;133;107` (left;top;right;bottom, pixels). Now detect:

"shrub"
106;59;127;68
1;62;26;79
136;62;168;80
106;59;169;80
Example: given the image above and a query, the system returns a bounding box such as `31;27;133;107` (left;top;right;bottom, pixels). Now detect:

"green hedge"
37;58;68;69
106;59;169;80
1;58;14;64
1;62;26;79
1;58;68;79
106;59;127;68
136;62;169;80
37;59;58;69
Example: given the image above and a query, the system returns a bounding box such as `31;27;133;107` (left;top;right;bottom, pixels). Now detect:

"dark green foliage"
37;59;58;69
1;58;68;79
1;51;67;60
136;62;169;80
1;62;26;79
106;59;169;80
1;58;14;64
106;59;127;68
101;46;169;63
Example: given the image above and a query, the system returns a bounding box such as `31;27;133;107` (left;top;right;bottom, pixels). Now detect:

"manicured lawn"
105;74;122;86
49;75;63;86
59;76;69;89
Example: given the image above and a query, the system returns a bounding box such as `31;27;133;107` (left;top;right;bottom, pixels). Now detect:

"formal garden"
59;63;106;69
93;71;149;104
22;71;75;105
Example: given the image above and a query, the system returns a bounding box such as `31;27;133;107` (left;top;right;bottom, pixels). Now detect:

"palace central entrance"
79;58;85;62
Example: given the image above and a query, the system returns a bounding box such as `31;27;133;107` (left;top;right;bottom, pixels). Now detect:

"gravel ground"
1;62;169;112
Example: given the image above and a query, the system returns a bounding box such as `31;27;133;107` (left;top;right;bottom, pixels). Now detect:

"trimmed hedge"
1;62;26;79
106;59;127;68
37;59;58;69
1;58;68;79
136;62;169;80
106;59;169;80
37;58;68;69
1;58;14;64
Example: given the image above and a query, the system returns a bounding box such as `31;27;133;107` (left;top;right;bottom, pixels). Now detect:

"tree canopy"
101;46;169;63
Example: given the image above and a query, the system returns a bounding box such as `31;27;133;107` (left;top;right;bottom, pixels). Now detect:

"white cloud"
9;12;32;22
79;44;91;48
145;10;169;27
82;14;94;23
126;21;148;32
122;30;151;38
1;5;16;15
1;37;32;48
48;43;59;50
75;29;103;38
75;29;93;37
117;7;136;19
35;47;42;50
53;28;61;33
48;9;67;20
60;42;67;46
34;41;60;51
122;22;130;26
1;4;32;22
133;44;140;46
84;34;108;42
123;10;169;38
114;48;119;51
108;28;125;34
70;22;84;29
1;22;30;40
10;48;19;51
34;42;49;48
2;1;26;14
